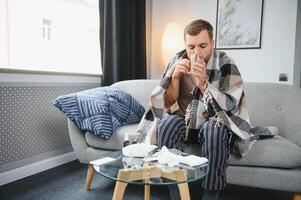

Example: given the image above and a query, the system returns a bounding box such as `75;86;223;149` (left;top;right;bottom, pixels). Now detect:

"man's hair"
184;19;213;41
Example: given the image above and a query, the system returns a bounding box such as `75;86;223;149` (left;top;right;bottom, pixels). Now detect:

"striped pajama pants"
157;114;231;191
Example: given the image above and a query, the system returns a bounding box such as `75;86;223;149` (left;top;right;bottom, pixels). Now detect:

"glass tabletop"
92;150;208;186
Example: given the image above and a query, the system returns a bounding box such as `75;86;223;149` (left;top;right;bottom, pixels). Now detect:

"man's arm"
164;59;190;108
164;76;180;107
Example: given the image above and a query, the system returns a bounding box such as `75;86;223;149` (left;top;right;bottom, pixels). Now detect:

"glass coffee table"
92;150;208;200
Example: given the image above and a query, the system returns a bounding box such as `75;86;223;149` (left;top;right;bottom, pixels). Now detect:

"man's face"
185;30;214;63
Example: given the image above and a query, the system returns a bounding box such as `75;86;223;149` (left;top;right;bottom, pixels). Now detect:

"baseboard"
0;151;77;186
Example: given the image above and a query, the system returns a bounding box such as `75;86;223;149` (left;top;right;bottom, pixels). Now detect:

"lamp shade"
161;23;184;66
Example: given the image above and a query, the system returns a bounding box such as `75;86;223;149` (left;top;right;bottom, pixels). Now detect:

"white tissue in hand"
122;143;157;157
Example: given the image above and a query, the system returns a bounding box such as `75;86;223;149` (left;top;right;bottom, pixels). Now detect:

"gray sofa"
67;79;301;196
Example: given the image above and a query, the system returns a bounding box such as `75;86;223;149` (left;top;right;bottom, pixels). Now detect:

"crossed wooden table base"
112;164;190;200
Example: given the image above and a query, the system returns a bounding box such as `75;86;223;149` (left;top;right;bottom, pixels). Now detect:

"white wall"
150;0;298;84
293;1;301;87
150;0;217;78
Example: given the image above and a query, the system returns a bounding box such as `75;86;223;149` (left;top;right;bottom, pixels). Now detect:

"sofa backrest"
244;82;301;146
111;79;160;109
112;80;301;147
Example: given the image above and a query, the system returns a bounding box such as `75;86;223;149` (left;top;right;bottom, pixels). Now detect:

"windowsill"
0;68;102;77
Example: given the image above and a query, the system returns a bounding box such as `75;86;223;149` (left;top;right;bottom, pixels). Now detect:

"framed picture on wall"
215;0;264;49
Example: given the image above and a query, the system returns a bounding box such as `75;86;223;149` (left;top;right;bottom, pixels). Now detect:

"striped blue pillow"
52;87;145;139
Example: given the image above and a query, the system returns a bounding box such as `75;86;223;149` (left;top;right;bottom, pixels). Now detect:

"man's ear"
212;40;215;47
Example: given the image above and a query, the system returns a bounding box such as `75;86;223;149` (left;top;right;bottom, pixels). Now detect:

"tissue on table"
122;143;157;157
146;146;208;167
179;155;208;167
157;146;180;167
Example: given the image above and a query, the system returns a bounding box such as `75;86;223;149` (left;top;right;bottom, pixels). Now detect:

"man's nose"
193;47;202;55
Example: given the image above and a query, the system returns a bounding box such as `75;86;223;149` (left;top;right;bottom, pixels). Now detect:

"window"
0;0;102;75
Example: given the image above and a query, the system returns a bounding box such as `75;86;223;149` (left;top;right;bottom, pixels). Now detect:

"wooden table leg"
143;163;151;200
112;170;129;200
294;194;301;200
112;181;128;200
178;183;191;200
112;165;161;200
85;164;94;191
176;170;191;200
162;169;191;200
144;184;150;200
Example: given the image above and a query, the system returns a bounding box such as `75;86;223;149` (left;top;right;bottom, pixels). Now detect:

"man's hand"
190;59;208;93
165;59;190;108
172;59;190;80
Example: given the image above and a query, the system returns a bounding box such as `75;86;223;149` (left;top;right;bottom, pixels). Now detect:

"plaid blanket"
136;50;256;156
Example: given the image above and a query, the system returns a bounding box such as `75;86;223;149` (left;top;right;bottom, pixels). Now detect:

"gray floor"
0;160;293;200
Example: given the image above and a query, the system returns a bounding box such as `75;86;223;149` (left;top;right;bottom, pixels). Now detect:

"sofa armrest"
67;119;111;164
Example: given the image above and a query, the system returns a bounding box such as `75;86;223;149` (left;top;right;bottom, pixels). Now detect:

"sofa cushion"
186;135;301;169
229;135;301;168
53;87;145;139
250;126;279;138
85;124;139;150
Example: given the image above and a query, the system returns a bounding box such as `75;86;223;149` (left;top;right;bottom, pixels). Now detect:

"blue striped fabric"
52;87;145;139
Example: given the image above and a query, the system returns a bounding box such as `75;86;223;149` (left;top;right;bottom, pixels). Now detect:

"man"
156;19;252;200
